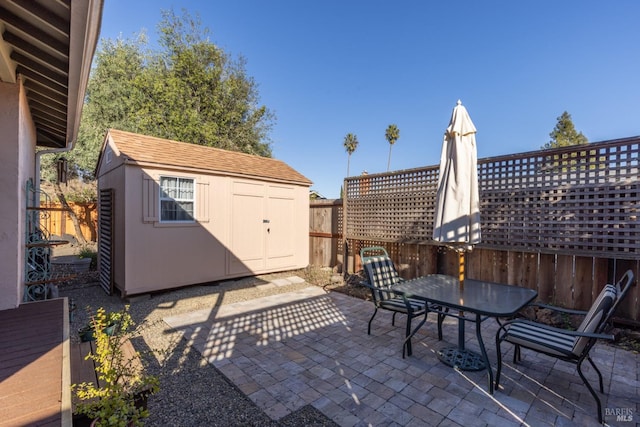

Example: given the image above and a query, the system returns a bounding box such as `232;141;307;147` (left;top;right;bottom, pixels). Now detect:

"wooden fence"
309;199;343;267
310;201;639;325
40;202;98;243
313;137;640;325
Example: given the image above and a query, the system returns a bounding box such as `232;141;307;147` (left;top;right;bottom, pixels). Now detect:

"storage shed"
95;129;312;296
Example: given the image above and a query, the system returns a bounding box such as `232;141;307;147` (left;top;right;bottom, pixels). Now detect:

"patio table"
393;274;537;393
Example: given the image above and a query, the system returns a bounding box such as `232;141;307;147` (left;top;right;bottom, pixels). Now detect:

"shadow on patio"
163;286;638;426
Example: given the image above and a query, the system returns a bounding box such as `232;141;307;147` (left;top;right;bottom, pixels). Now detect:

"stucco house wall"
0;79;36;309
96;129;312;296
0;0;103;311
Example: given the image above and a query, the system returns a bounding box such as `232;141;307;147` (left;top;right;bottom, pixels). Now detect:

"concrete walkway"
164;282;638;427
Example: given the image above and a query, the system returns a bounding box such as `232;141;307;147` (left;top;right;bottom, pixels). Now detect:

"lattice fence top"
344;136;640;259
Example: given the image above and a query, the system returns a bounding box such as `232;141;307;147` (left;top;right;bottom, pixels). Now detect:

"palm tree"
385;124;400;171
343;133;359;177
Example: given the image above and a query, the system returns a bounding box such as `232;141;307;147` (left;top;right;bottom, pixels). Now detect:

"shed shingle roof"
106;129;312;185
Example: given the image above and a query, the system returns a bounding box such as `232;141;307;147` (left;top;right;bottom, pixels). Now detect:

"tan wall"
0;79;36;310
17;82;35;304
292;185;310;267
121;167;226;294
99;162;310;295
96;135;128;290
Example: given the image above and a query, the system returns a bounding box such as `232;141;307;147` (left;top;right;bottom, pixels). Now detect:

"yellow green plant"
73;306;159;427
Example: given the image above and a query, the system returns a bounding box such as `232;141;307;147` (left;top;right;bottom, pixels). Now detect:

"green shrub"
78;245;98;270
73;306;159;426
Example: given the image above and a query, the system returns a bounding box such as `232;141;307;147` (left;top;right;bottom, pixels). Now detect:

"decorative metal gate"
23;179;73;301
98;188;114;295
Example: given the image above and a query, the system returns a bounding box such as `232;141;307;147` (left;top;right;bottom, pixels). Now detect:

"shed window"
160;176;195;222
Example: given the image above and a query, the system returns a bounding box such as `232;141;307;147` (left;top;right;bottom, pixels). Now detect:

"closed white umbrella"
433;99;481;250
432;100;483;371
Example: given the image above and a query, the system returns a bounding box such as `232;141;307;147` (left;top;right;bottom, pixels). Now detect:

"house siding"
0;80;36;309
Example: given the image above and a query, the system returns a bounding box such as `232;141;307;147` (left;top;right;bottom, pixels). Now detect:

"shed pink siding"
96;130;311;295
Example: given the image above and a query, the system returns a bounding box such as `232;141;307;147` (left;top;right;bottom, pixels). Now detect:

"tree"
542;111;588;149
385;124;400;171
343;133;359;177
42;8;274;182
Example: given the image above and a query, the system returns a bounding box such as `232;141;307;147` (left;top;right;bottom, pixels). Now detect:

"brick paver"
164;283;638;426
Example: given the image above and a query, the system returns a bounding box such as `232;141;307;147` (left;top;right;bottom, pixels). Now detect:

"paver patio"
163;281;639;426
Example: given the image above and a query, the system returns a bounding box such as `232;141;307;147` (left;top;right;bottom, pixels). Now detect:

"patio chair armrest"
360;280;375;290
362;281;424;312
426;303;449;316
527;302;588;316
361;281;403;297
498;319;615;341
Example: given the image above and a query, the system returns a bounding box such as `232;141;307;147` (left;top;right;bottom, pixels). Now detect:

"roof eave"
0;0;104;149
64;0;103;149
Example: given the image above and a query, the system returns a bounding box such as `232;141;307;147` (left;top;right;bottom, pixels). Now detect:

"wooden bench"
70;339;148;425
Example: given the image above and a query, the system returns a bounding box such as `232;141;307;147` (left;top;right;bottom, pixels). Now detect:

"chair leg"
403;311;429;358
495;334;503;389
392;311;397;326
577;358;604;424
367;308;378;335
435;306;449;341
403;315;413;358
586;355;605;393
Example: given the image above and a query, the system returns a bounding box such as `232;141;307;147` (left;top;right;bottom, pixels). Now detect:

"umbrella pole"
458;251;464;288
438;247;484;371
458;250;465;350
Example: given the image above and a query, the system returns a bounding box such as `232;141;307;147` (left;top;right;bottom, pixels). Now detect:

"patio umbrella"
432;100;483;371
433;99;481;285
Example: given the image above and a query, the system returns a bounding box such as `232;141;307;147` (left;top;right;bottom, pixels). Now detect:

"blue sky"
99;1;640;198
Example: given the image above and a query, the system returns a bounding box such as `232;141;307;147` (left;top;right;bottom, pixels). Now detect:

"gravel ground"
60;270;341;427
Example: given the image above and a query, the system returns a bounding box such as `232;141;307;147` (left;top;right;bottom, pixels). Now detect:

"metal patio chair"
360;246;445;358
495;269;635;423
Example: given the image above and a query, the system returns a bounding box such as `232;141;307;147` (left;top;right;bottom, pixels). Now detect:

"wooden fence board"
592;258;609;300
476;248;494;282
507;251;523;286
521;252;539;291
438;248;460;278
417;245;438;277
612;259;639;323
466;248;482;282
573;256;593;310
555;255;574;308
493;250;509;284
537;254;556;302
397;244;412;279
41;202;98;243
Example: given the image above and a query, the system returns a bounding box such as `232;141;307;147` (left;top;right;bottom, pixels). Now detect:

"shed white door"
265;185;296;269
228;181;296;275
